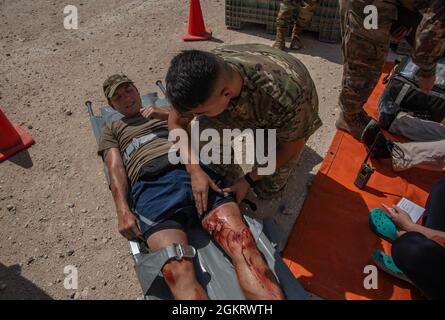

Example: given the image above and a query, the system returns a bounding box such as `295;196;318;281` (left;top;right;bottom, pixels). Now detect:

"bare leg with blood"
146;229;208;300
202;202;285;300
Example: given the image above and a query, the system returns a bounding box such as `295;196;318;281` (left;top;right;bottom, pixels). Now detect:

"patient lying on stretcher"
98;74;285;300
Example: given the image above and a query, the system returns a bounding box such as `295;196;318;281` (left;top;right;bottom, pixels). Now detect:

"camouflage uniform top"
206;43;321;144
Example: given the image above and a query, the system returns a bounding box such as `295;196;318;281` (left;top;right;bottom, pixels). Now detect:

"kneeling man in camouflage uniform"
166;44;322;213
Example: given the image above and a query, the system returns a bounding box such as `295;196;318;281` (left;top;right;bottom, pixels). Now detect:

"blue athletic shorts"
130;165;234;239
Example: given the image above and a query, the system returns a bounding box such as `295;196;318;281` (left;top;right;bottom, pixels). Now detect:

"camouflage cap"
103;74;133;99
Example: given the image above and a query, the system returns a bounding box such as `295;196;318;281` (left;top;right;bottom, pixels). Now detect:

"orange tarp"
283;64;443;300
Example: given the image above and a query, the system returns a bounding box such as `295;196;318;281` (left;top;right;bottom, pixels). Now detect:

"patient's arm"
104;148;143;241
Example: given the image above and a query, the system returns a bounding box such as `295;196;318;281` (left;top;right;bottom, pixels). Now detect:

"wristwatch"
243;173;256;188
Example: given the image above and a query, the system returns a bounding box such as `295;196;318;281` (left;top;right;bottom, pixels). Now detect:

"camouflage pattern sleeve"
272;79;321;144
211;43;321;143
413;0;445;77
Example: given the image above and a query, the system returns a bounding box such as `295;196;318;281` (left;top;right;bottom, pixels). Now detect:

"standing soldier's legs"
336;0;396;139
273;0;299;50
290;0;319;50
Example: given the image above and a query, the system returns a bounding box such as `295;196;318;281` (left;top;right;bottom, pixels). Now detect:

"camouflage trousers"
196;118;302;200
338;0;397;115
276;0;319;30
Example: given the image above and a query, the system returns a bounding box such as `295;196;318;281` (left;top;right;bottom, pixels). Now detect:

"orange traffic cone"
182;0;212;41
0;108;34;161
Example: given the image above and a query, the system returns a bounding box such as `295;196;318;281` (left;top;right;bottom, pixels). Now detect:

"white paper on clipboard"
396;198;425;223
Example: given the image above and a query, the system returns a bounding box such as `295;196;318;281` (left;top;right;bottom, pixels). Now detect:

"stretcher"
85;82;309;300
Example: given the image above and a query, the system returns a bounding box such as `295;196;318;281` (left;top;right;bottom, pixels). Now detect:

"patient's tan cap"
103;74;133;99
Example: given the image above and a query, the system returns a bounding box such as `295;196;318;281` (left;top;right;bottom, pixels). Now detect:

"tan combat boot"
335;110;372;140
289;25;303;50
272;27;287;51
